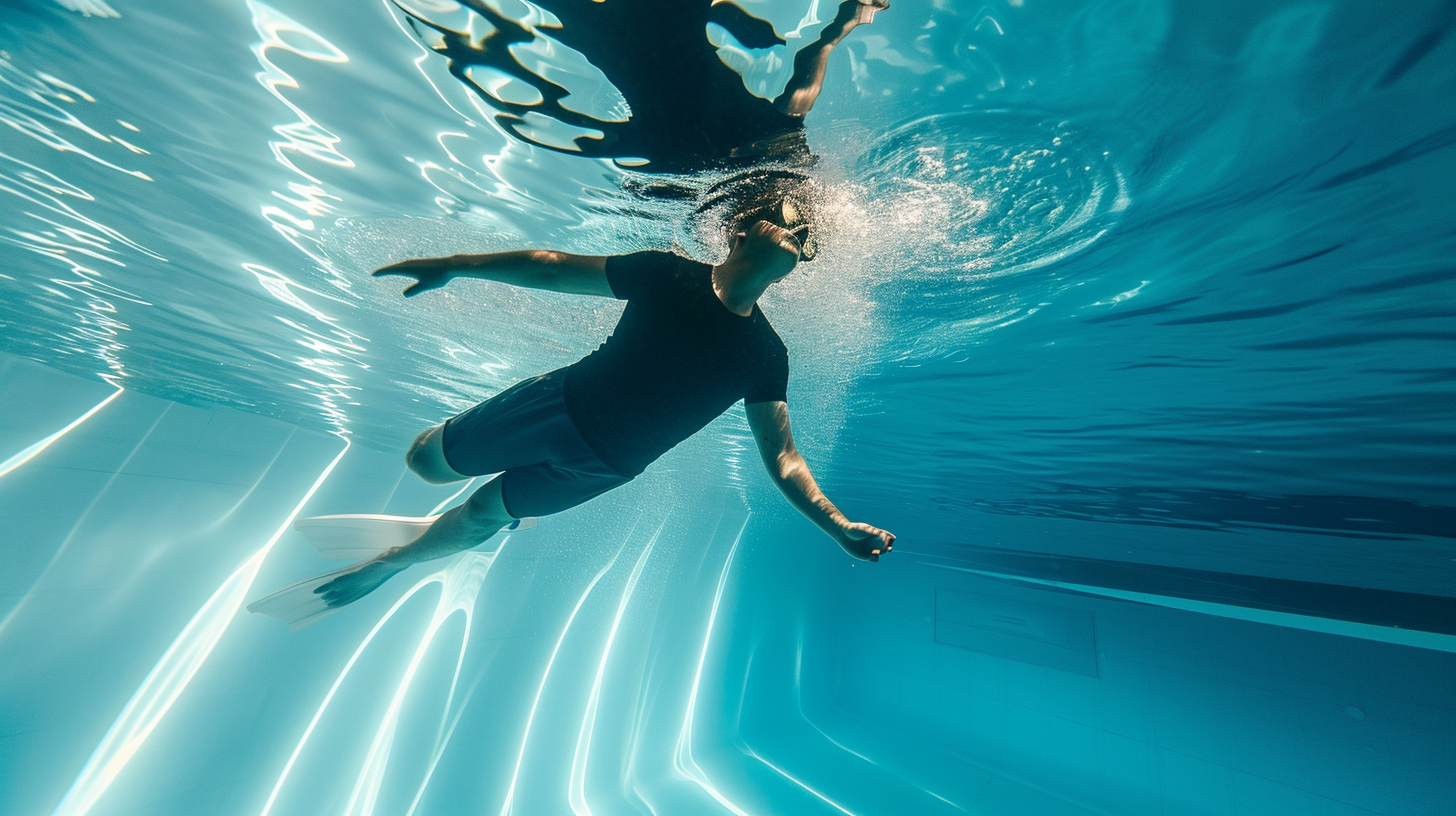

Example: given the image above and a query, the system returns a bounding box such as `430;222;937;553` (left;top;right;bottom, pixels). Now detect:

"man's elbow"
774;453;806;485
520;251;567;286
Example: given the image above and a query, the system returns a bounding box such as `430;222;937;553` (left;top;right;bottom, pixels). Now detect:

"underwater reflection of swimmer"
399;0;888;171
248;218;894;626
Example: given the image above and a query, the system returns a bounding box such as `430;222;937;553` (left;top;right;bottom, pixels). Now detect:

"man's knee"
404;428;430;469
406;426;460;484
460;477;512;534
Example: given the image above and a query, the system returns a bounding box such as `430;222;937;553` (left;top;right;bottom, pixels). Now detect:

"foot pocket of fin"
295;513;537;559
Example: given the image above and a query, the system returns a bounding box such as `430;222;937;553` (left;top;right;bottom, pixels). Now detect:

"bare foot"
315;556;406;608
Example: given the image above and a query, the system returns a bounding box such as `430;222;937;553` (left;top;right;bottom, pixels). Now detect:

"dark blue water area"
2;1;1455;815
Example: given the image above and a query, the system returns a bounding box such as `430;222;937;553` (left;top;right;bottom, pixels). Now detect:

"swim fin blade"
294;513;536;559
250;514;536;630
246;564;360;631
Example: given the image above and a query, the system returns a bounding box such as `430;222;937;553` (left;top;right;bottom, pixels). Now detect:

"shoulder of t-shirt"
604;250;667;276
654;251;712;294
608;249;707;270
744;315;790;404
755;314;789;355
608;250;710;296
665;251;711;275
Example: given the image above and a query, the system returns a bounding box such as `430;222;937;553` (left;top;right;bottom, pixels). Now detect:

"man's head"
699;168;819;263
724;193;816;262
726;219;806;283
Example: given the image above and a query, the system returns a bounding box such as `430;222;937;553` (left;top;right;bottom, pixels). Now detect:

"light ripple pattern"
48;438;351;816
2;1;1454;815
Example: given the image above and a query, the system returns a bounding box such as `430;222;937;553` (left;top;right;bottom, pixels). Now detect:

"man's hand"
837;521;895;562
372;257;455;297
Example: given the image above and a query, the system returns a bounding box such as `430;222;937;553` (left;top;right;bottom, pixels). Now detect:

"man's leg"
315;476;513;607
406;424;470;484
774;0;889;116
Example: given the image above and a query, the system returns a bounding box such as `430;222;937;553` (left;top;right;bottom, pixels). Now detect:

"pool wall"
5;350;1454;816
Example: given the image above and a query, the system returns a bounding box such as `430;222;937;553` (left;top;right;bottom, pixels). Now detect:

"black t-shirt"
562;251;789;476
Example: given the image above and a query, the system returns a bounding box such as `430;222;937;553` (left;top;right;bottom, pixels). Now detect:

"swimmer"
303;218;894;613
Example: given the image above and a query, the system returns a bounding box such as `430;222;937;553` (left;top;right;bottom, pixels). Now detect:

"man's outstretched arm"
746;400;895;561
372;250;612;298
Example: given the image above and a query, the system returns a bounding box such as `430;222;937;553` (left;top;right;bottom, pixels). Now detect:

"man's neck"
711;256;770;316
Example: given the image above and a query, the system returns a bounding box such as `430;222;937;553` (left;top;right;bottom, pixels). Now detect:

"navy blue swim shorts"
441;368;630;518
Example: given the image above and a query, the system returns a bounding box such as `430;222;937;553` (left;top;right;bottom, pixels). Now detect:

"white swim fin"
246;564;362;630
294;513;536;560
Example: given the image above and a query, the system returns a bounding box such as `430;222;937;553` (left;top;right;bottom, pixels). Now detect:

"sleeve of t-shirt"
744;339;790;405
604;251;679;301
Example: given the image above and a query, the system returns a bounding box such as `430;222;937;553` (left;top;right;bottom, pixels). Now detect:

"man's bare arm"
372;250;612;298
774;0;888;116
746;400;895;561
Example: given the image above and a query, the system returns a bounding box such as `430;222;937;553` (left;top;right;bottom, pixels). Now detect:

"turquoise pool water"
2;1;1454;814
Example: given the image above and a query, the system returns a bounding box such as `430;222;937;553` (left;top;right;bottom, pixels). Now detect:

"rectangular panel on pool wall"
934;587;1099;677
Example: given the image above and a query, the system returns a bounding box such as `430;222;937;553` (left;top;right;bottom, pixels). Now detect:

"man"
313;218;894;610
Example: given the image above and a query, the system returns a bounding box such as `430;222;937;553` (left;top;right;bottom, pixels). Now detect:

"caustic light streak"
674;515;755;816
343;554;492;816
402;666;488;816
0;387;121;481
790;641;967;813
797;712;967;813
0;403;165;639
257;548;496;816
745;748;860;816
48;439;351;816
200;427;300;533
498;551;621;816
428;476;478;516
570;519;661;816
